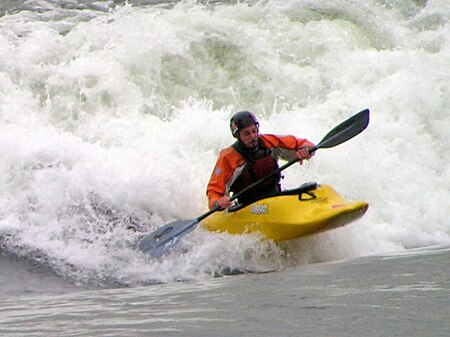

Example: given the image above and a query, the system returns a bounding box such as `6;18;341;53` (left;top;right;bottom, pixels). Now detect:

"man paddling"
207;111;315;210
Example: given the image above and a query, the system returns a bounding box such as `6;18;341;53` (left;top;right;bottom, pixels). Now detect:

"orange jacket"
206;134;312;209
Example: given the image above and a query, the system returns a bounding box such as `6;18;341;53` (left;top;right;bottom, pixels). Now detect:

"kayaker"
207;111;315;210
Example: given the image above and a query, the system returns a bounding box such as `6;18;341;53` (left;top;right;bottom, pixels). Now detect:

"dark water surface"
1;245;449;336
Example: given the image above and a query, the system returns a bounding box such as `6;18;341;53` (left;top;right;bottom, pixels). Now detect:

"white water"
0;0;449;286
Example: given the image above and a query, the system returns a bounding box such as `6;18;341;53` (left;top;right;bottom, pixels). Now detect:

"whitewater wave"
0;0;449;285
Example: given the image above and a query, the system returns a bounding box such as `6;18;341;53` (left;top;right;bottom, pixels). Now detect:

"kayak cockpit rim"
228;181;318;212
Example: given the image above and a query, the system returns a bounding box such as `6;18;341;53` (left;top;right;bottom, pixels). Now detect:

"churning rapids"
0;0;448;288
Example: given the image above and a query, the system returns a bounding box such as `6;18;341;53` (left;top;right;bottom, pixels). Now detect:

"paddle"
138;108;370;258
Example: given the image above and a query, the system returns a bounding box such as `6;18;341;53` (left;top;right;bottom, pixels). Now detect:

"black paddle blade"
138;219;197;258
315;109;369;150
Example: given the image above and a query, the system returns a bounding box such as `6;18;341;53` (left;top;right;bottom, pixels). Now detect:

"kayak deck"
201;183;368;242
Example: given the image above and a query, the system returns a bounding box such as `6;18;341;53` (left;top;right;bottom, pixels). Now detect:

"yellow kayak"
201;182;368;242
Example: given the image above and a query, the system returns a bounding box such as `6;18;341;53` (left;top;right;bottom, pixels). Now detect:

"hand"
213;196;231;210
297;141;315;164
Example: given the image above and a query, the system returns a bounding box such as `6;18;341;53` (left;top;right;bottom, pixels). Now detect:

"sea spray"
0;0;448;285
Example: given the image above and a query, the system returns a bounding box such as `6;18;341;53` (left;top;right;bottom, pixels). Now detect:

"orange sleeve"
260;134;313;161
260;134;310;150
206;147;244;209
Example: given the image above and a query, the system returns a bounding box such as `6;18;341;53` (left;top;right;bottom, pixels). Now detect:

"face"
238;124;259;148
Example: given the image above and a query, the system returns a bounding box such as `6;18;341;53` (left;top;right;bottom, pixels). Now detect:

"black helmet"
230;111;259;138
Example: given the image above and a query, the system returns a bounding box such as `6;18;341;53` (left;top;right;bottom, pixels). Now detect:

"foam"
0;0;448;285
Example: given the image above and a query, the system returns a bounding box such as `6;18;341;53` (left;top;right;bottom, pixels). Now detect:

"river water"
0;0;449;336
